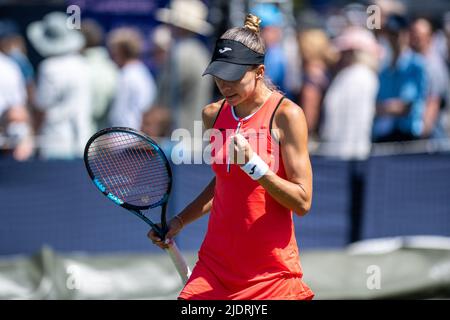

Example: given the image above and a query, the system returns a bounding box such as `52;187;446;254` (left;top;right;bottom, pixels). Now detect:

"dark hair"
385;14;410;33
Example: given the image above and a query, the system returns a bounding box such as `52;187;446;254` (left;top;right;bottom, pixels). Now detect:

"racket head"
84;127;172;211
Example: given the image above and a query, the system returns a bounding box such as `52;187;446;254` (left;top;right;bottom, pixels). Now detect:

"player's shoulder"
275;97;306;125
202;99;225;129
272;96;308;142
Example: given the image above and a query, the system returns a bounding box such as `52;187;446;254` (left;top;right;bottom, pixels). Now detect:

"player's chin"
225;94;240;105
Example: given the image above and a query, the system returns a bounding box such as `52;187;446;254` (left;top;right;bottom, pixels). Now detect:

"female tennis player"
149;13;314;300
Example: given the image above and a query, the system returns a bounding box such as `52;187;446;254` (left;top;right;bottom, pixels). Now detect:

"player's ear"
255;65;265;80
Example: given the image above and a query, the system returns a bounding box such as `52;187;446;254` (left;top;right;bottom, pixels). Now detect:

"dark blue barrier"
0;160;159;255
294;158;352;250
361;154;450;239
1;154;449;255
173;159;352;251
0;158;351;255
172;164;214;252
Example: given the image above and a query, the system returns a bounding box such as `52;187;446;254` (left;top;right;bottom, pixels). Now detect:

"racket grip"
165;240;191;284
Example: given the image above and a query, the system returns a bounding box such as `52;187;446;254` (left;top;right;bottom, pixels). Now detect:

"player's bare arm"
232;99;313;216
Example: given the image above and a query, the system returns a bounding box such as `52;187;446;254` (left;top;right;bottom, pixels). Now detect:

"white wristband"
240;153;269;180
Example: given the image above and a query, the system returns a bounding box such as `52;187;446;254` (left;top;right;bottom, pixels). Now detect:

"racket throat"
130;209;165;239
160;203;169;238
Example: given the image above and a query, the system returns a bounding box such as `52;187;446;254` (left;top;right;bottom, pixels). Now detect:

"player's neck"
234;85;272;119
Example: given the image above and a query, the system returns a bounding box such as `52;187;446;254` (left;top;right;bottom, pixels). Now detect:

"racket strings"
91;145;168;204
90;145;168;187
90;135;153;176
90;135;166;188
93;136;147;195
87;132;170;207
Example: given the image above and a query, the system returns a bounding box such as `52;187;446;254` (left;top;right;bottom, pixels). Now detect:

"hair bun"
244;14;261;33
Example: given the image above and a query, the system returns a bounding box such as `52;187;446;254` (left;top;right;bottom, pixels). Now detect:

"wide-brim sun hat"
333;26;383;58
27;11;85;57
156;0;213;36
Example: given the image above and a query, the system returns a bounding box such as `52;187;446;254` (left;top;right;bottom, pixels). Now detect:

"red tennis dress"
178;91;314;300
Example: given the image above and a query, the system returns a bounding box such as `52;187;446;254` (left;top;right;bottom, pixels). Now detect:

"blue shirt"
9;50;34;85
373;49;428;139
264;44;287;93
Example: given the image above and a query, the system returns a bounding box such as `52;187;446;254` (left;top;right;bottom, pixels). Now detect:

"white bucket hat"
156;0;213;36
27;11;85;57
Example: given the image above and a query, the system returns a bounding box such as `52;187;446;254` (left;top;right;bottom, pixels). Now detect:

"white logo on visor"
219;47;232;54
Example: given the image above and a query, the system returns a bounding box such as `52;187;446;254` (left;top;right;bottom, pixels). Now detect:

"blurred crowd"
1;0;450;161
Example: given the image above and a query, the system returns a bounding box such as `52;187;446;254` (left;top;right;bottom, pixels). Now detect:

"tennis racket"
83;127;191;284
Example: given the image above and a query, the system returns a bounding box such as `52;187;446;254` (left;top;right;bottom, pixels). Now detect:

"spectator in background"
372;14;428;142
410;18;449;139
251;3;288;94
148;24;172;80
27;12;91;159
0;20;35;109
442;12;450;67
371;0;407;70
141;106;172;140
155;0;213;136
80;19;118;132
430;12;449;64
298;29;337;140
107;27;156;130
371;0;407;30
0;51;34;161
442;12;450;135
319;27;380;160
342;3;370;29
141;105;173;155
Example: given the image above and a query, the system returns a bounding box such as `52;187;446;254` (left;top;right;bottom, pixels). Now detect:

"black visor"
202;39;265;81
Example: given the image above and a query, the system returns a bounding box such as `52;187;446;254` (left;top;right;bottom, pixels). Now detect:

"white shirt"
0;52;26;116
157;38;212;134
320;63;379;160
83;47;118;131
108;61;156;129
36;53;92;159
